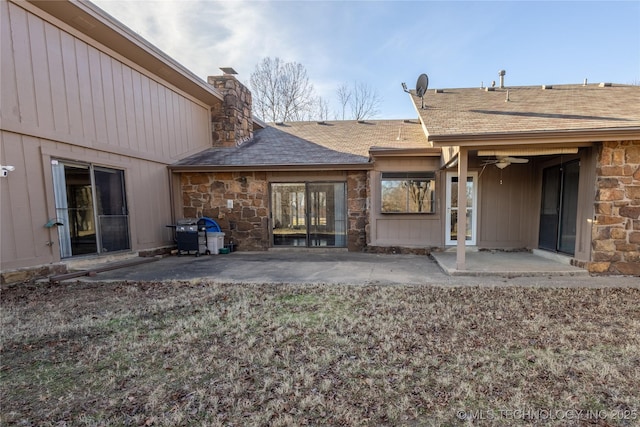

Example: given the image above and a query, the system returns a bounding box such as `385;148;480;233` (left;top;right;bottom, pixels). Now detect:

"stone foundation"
1;264;68;286
590;141;640;275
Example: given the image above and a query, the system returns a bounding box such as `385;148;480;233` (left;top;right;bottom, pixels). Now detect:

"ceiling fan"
482;156;529;169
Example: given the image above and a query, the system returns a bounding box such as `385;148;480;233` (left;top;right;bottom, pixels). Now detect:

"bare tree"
336;83;351;120
250;57;315;123
349;82;381;120
313;96;330;121
336;81;381;121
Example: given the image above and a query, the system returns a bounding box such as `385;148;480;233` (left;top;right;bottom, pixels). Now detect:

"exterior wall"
1;132;177;271
0;1;213;280
179;170;369;252
369;157;442;249
589;141;640;275
477;162;537;249
180;172;269;251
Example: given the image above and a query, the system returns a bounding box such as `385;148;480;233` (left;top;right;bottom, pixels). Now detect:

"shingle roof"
172;119;430;168
411;84;640;142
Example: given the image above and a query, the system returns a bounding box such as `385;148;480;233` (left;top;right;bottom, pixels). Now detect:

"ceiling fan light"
495;161;509;169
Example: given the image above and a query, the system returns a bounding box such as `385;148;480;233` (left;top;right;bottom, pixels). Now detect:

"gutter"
168;163;374;173
369;147;441;157
429;127;640;146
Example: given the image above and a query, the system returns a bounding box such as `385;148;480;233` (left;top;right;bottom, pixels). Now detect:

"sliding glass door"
271;182;346;247
538;161;579;255
52;160;130;258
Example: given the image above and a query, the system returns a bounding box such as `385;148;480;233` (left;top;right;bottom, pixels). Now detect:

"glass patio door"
539;161;579;255
271;182;346;247
445;172;477;246
52;160;130;258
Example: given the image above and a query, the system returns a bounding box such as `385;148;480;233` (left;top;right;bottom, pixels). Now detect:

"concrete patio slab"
431;250;589;277
40;250;640;289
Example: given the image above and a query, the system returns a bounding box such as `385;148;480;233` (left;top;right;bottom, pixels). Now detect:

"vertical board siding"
10;5;38;126
1;0;20;124
61;30;84;137
0;132;49;264
111;61;129;150
28;12;55;131
375;219;441;246
100;51;119;146
3;1;211;162
478;165;532;247
44;22;69;134
75;40;97;141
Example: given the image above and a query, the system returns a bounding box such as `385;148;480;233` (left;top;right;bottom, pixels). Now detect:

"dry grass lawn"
1;281;639;426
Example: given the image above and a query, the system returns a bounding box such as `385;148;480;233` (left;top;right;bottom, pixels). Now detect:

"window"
381;172;436;213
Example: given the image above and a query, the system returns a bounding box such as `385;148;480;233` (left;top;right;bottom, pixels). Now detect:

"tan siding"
99;50;119;145
45;21;70;134
111;61;129;149
1;0;20;124
478;165;534;248
62;30;84;136
127;160;173;246
10;4;39;127
121;66;137;148
0;132;52;266
75;40;96;141
28;12;56;131
3;1;211;163
374;218;442;246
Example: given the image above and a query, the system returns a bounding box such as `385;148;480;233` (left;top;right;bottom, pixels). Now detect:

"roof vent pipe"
583;78;588;86
498;69;506;88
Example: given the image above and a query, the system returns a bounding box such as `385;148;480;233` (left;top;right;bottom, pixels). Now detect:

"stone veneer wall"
182;172;269;251
181;171;371;252
590;141;640;275
207;75;253;148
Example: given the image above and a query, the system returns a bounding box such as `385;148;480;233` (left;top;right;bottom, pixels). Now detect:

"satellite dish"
416;73;429;109
416;74;429;97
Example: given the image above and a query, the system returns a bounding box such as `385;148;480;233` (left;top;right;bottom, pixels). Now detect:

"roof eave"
168;163;373;173
428;127;640;147
369;147;442;157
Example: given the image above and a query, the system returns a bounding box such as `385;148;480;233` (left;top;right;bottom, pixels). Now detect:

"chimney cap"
220;67;238;75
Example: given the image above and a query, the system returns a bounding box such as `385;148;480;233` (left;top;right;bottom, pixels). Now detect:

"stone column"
591;141;640;275
208;74;253;148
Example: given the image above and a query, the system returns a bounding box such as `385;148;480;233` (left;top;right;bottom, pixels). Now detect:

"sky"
91;0;640;120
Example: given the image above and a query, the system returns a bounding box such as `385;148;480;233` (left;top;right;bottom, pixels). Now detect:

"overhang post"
456;147;469;270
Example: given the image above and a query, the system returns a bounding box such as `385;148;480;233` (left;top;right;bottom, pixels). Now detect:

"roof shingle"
412;84;640;139
173;119;430;168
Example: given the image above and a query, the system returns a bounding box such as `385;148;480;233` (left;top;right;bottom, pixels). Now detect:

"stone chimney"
208;71;253;148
